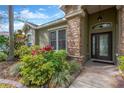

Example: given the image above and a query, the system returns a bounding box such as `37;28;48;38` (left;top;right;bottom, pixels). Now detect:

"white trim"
56;30;59;50
37;18;66;29
48;25;67;31
65;10;85;18
65;29;67;52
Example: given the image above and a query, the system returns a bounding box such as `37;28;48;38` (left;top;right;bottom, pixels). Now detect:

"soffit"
84;5;115;14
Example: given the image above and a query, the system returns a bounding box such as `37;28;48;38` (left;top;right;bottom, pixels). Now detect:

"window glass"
49;29;66;50
50;31;56;50
92;23;112;30
58;30;66;50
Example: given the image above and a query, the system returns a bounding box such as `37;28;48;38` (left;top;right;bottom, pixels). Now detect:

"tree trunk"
7;5;14;61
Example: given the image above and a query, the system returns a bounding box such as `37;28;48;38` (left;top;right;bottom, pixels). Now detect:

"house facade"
24;5;124;65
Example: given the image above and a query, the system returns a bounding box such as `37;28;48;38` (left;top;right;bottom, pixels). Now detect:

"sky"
0;5;65;32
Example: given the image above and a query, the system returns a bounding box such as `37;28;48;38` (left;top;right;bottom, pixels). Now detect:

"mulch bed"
0;61;20;81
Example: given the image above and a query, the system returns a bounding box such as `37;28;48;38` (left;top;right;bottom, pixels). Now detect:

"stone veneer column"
67;16;81;57
61;6;86;63
119;6;124;55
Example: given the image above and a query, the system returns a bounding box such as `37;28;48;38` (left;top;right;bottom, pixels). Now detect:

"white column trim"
56;30;59;50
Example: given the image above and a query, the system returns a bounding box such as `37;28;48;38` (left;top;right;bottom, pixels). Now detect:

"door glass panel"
92;35;95;55
99;34;108;56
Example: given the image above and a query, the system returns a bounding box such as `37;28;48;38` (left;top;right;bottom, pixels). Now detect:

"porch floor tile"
69;61;120;88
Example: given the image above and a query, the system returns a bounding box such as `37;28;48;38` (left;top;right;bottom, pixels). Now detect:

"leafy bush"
118;56;124;71
49;69;72;88
69;61;81;75
20;54;55;87
15;45;40;58
48;60;72;88
19;45;72;87
9;62;22;77
18;45;82;87
0;35;9;54
15;45;30;58
0;52;7;61
52;50;67;62
0;84;15;88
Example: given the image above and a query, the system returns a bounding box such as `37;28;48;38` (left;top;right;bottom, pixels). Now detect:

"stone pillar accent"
67;16;81;57
118;6;124;55
61;5;86;63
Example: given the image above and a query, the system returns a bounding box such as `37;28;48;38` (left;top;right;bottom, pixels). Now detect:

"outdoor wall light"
97;5;103;22
97;15;103;22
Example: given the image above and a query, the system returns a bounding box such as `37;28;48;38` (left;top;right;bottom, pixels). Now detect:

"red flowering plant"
31;50;37;56
41;45;53;52
31;45;53;56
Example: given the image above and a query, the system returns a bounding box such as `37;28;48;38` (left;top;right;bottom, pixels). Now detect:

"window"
49;31;56;50
92;23;112;30
49;29;66;50
58;30;66;50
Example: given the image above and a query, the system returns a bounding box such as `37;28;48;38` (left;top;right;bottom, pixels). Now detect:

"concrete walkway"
69;61;120;88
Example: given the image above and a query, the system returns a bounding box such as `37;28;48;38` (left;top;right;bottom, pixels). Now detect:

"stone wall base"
67;55;88;65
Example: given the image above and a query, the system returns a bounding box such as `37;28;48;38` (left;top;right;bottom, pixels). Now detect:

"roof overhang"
24;18;66;30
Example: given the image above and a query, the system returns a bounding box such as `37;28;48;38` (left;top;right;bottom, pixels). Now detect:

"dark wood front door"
91;32;112;61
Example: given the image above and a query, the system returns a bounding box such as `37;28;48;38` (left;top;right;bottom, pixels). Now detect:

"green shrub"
19;47;73;87
20;46;80;87
0;52;7;61
48;60;71;88
69;61;81;75
0;35;9;54
118;56;124;71
0;84;15;88
30;45;40;51
15;45;30;58
9;62;22;77
52;50;67;62
20;54;55;87
15;45;40;58
49;69;72;88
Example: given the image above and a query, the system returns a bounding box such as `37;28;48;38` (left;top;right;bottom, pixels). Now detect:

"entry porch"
61;5;124;64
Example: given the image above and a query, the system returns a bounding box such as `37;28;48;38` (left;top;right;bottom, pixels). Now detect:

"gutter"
25;18;66;30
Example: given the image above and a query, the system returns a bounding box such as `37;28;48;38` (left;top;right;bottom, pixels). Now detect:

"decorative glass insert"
92;23;112;30
92;35;96;56
99;34;108;56
58;29;66;50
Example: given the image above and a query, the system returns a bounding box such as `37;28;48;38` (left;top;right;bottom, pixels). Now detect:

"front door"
91;32;112;61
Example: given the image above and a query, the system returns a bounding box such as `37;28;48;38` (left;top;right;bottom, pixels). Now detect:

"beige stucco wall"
36;21;67;47
80;12;89;61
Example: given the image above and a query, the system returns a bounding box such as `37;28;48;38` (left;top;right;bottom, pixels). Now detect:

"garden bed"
0;45;84;88
0;61;19;81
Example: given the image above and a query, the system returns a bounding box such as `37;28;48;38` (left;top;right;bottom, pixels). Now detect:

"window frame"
91;22;112;30
49;28;67;51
